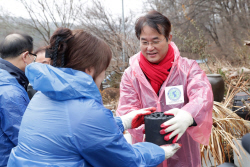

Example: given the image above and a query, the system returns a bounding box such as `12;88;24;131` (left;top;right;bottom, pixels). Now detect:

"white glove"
160;108;193;143
120;107;156;130
160;143;182;159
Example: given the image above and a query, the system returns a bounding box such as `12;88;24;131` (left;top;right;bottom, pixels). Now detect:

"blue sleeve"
0;90;29;145
114;117;124;133
71;101;165;167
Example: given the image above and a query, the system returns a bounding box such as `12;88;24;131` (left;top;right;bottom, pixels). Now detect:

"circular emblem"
167;88;181;101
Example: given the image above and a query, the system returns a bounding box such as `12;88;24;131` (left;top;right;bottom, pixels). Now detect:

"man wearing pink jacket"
116;10;213;167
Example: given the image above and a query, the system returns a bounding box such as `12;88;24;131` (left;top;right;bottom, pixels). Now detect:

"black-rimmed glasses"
29;52;37;62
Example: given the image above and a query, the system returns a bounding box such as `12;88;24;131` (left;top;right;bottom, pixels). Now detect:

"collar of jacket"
25;63;102;102
0;58;29;91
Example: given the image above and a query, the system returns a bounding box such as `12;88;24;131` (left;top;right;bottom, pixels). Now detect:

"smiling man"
116;10;213;167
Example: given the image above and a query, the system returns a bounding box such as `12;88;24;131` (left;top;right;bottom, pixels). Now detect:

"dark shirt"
27;84;37;99
0;58;29;91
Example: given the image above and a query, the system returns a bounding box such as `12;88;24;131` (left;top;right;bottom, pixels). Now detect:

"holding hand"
160;143;182;159
120;107;156;130
160;108;193;143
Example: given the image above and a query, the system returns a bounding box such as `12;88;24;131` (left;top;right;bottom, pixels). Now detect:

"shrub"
101;88;120;104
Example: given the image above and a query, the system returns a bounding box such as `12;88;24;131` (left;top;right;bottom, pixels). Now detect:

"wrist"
160;146;168;160
183;110;194;126
120;115;132;130
189;118;197;127
188;115;194;126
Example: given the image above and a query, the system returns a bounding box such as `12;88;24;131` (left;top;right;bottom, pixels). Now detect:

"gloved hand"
160;108;193;143
120;107;156;130
160;143;182;159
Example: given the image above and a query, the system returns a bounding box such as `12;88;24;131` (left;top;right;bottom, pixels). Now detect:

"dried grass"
201;74;250;167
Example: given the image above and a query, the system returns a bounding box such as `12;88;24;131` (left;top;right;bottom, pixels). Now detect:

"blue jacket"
0;69;30;167
7;63;165;167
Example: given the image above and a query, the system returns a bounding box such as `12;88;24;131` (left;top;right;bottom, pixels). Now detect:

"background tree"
17;0;84;45
76;0;139;81
0;0;249;73
144;0;250;64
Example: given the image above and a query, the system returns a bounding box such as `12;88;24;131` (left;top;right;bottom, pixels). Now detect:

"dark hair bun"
48;28;73;67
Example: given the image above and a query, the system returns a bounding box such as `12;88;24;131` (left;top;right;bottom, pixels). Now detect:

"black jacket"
0;58;29;91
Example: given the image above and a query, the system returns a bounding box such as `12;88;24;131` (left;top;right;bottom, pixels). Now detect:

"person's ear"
168;35;172;44
85;67;95;77
21;51;29;63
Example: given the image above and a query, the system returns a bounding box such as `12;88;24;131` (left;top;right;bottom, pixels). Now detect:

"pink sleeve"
116;69;144;142
181;62;213;145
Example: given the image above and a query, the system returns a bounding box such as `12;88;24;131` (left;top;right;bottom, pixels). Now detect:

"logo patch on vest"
165;85;184;105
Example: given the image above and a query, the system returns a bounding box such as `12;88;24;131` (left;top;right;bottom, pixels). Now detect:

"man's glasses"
29;52;37;62
140;38;167;47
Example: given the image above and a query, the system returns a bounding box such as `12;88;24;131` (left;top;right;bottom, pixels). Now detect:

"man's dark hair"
0;33;33;59
135;10;171;40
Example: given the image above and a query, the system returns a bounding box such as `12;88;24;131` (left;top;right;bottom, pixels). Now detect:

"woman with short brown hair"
7;27;180;166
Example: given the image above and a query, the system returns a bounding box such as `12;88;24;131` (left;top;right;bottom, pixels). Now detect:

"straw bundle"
201;75;250;167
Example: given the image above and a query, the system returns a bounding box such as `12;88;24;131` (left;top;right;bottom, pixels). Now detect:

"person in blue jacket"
7;28;181;167
0;33;36;167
